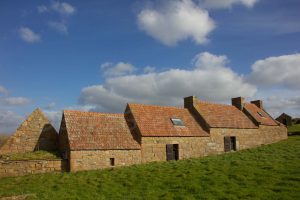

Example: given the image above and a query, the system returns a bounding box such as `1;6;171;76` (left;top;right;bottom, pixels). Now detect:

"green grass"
0;137;300;200
288;123;300;133
0;151;61;161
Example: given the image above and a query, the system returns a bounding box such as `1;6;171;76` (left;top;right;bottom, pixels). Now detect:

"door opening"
166;144;179;161
224;136;236;152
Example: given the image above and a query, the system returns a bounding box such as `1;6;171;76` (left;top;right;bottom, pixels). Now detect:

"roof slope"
195;101;257;129
128;104;209;137
63;110;140;150
244;103;278;126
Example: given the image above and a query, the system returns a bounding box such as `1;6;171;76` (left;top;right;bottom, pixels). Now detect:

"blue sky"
0;0;300;133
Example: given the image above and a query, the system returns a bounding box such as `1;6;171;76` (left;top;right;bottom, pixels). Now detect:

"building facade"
1;96;288;172
59;96;287;171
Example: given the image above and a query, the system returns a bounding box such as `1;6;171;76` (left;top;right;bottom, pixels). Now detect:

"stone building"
0;108;58;155
59;96;287;172
58;110;141;171
276;113;292;126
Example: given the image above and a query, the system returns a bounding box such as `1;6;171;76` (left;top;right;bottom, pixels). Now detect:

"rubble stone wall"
0;159;67;178
69;149;141;172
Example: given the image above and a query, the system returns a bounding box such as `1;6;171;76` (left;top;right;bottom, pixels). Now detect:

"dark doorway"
224;136;236;152
166;144;179;161
110;158;115;166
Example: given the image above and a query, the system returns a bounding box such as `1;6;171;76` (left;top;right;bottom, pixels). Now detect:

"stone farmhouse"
1;96;287;172
58;96;287;172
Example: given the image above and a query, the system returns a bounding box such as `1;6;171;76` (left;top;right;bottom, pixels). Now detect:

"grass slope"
0;137;300;200
0;151;61;161
288;124;300;133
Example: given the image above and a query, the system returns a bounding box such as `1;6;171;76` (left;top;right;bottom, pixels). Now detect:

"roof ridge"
197;100;234;107
128;103;184;109
64;110;123;116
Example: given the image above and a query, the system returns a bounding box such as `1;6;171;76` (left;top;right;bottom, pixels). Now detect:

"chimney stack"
232;97;245;110
184;96;198;109
251;100;263;109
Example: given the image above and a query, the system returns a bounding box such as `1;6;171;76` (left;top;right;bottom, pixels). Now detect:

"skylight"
171;118;184;126
257;111;265;117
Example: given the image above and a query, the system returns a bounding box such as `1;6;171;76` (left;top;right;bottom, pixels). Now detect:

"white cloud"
51;1;76;16
37;5;48;13
80;52;256;112
48;21;68;34
0;110;24;134
1;97;31;106
144;66;156;73
247;53;300;89
201;0;259;9
137;0;215;46
101;62;136;77
19;27;41;43
193;51;228;69
0;85;7;94
38;1;75;35
44;102;56;110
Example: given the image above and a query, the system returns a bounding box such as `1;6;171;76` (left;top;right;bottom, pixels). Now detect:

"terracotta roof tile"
244;103;278;126
195;101;257;129
63;110;140;150
128;104;209;137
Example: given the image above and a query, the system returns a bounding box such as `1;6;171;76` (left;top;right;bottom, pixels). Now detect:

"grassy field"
288;123;300;133
0;150;61;160
0;137;299;200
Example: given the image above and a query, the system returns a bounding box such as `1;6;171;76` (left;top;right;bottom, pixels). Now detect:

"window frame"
170;118;185;126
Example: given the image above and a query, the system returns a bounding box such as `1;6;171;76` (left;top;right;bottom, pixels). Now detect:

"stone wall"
209;125;287;153
0;108;58;154
141;125;287;163
141;136;219;163
69;149;141;172
0;159;67;178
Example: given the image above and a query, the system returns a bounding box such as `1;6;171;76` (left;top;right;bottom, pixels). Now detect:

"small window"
171;118;184;126
110;158;115;166
257;111;265;117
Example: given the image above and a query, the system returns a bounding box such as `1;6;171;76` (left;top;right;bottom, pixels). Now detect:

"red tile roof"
195;101;257;129
128;104;209;137
244;103;278;126
63;110;140;150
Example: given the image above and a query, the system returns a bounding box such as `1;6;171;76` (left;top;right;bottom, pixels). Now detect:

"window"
224;136;236;152
171;118;184;126
257;111;265;117
110;158;115;166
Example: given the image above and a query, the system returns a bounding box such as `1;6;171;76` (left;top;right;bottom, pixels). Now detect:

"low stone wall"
0;159;67;178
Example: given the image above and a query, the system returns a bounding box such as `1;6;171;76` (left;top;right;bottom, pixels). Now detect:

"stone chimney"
232;97;245;110
251;100;263;109
184;96;198;109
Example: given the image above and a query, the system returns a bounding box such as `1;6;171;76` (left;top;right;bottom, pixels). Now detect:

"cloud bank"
79;52;256;112
200;0;259;9
137;0;215;46
247;53;300;89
